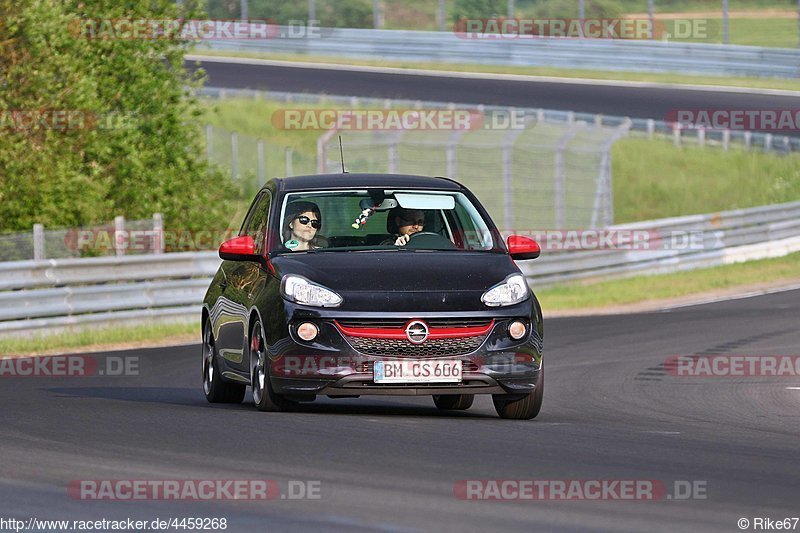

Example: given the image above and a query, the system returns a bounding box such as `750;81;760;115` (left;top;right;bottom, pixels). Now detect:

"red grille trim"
334;319;494;340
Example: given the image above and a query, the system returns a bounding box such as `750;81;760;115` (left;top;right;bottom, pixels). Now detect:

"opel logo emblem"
405;320;429;344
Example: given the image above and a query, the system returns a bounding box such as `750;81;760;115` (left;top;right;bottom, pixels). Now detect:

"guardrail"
201;27;800;78
2;200;800;337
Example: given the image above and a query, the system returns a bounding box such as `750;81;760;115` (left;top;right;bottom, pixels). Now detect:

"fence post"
697;127;705;147
231;132;238;179
744;131;752;150
114;216;125;257
722;130;730;151
257;139;265;184
672;122;682;146
501;115;529;231
554;124;586;228
33;224;45;260
646;119;655;139
285;147;293;176
372;0;383;29
388;141;399;173
765;133;773;151
152;213;164;254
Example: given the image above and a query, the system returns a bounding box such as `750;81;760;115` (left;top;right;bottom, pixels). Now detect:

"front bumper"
265;307;543;398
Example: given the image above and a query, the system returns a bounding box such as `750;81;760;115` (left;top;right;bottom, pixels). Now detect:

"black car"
202;174;544;419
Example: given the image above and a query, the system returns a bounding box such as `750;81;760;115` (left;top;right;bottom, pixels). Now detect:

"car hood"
270;251;522;312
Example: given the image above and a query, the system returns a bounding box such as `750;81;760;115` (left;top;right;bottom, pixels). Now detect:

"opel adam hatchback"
202;174;544;419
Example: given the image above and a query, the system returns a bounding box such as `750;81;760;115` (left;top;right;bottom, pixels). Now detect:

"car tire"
250;318;296;412
432;394;474;410
202;321;246;404
492;364;543;420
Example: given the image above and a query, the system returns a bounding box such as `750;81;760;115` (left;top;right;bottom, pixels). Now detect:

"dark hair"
386;207;424;234
283;201;323;245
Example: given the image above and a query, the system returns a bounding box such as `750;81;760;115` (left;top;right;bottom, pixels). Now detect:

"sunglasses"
294;215;321;229
399;217;425;226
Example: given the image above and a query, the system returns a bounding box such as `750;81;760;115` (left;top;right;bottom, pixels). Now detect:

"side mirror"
507;235;540;260
219;235;257;261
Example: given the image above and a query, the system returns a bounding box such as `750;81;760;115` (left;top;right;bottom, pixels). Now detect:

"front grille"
346;335;486;357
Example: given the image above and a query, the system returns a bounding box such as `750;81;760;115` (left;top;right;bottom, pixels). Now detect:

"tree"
0;0;238;233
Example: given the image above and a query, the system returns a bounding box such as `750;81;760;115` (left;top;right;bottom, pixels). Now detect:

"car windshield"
274;189;501;253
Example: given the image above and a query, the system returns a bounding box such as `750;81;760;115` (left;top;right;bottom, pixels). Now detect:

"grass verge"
536;250;800;310
193;50;800;92
0;321;197;356
612;138;800;223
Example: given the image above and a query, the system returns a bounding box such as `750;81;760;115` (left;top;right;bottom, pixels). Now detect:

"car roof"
270;173;464;192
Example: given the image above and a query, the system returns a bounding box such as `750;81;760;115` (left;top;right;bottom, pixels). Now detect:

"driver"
384;207;425;246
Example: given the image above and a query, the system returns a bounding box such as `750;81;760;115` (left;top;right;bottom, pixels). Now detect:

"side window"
240;191;272;255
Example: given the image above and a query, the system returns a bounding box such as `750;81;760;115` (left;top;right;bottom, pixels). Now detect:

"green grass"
612;138;800;223
665;17;800;48
536;250;800;310
0;321;197;356
194;50;800;92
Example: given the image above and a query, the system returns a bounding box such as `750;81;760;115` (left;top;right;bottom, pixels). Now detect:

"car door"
215;190;272;370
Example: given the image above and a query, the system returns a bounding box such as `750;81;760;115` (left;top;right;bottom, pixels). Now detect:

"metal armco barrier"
2;201;800;336
200;27;800;78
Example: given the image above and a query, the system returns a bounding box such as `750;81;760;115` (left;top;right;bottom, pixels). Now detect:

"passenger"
283;201;324;251
383;207;425;246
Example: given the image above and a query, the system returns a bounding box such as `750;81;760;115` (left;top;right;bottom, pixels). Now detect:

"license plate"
373;359;462;383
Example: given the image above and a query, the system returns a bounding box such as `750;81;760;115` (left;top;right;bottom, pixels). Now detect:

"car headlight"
481;274;529;307
281;275;342;307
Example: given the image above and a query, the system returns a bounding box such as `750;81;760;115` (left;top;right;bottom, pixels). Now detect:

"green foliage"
0;0;239;233
452;0;506;21
207;0;372;28
531;0;624;19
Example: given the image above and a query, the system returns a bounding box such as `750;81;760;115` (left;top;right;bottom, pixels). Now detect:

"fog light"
297;322;319;341
508;320;527;340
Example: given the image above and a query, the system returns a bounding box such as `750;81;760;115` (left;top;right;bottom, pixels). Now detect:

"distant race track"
187;56;800;126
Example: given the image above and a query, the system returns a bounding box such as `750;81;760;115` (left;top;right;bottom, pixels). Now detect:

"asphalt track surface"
188;58;800;123
2;289;799;532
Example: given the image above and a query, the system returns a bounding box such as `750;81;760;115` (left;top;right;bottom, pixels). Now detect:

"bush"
208;0;372;28
532;0;624;19
452;0;506;21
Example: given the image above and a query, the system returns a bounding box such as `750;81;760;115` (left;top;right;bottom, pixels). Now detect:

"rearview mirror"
507;235;540;260
219;235;258;261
